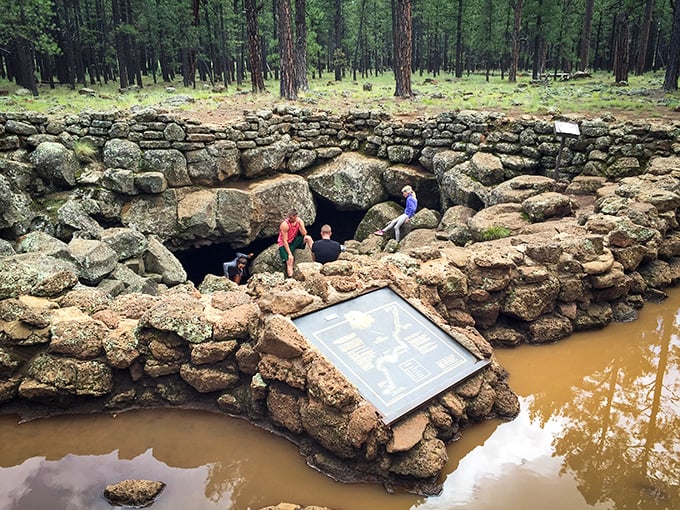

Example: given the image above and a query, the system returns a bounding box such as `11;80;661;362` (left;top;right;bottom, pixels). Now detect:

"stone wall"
0;254;519;496
1;107;678;251
2;107;678;179
2;107;680;495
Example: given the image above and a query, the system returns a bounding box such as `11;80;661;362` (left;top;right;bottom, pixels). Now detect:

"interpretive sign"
293;287;490;424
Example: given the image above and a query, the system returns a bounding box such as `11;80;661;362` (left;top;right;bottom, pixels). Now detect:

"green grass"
481;225;513;241
0;70;678;119
73;139;97;162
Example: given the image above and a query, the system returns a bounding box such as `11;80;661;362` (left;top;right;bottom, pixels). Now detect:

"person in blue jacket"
374;185;417;242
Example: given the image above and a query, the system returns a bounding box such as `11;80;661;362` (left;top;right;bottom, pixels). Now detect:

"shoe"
374;230;384;236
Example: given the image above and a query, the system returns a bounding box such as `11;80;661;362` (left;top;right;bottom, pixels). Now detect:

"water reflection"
1;292;679;510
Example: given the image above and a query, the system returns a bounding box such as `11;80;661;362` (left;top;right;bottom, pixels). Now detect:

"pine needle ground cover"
0;71;678;121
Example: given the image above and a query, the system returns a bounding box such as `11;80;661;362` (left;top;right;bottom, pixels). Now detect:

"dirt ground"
172;88;680;126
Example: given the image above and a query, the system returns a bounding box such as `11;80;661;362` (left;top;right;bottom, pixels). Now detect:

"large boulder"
68;238;118;285
0;172;35;237
143;236;187;286
103;139;141;170
215;187;260;247
16;231;71;259
121;190;179;240
250;174;316;239
354;202;403;242
141;148;191;187
241;137;292;178
381;164;440;210
99;227;148;261
29;141;78;188
467;203;530;242
0;253;78;299
307;152;388;211
487;175;557;206
175;188;218;240
186;140;241;185
440;162;488;210
432;150;468;180
22;352;113;399
467;152;505;186
57;200;104;239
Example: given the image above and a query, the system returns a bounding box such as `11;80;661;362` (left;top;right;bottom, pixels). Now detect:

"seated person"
278;208;313;277
223;252;253;284
312;224;344;264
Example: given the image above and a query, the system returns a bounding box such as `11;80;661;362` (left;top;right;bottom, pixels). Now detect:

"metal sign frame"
293;287;490;424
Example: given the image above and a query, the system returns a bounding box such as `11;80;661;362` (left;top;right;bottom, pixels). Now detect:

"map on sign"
293;287;489;424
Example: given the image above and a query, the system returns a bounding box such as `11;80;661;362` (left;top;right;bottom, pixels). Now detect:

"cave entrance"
175;198;366;286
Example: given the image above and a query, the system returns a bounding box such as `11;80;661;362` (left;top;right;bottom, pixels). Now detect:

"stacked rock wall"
2;107;680;494
0;256;519;496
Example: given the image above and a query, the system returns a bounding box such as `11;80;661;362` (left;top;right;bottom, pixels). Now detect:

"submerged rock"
103;479;165;507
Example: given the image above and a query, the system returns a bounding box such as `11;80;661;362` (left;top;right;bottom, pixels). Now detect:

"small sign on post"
553;121;580;179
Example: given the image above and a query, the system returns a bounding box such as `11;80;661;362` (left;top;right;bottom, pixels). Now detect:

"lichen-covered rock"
388;435;448;478
0;253;79;300
257;315;308;359
307;152;389;211
99;227;148;260
138;294;211;343
103;138;142;170
29;141;78;188
180;362;240;392
103;479;165;507
103;318;140;368
49;312;108;359
143;235;187;286
22;353;113;398
68;238;118;285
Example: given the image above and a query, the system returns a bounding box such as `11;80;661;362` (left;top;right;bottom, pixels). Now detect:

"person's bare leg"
286;257;294;277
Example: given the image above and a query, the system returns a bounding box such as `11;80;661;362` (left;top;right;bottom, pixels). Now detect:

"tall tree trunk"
352;0;367;81
635;0;655;75
393;0;412;97
613;12;629;83
277;0;297;99
10;37;38;96
509;0;523;82
111;0;129;88
95;0;109;84
294;0;309;91
455;0;463;77
183;0;200;88
333;0;344;81
532;0;544;80
55;0;77;90
123;0;142;88
245;0;265;92
663;1;680;90
578;0;595;71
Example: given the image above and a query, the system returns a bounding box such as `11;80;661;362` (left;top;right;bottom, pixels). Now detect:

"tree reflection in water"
528;309;679;509
1;297;679;510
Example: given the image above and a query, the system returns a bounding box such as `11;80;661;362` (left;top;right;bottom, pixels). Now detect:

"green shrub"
481;225;512;241
73;140;97;162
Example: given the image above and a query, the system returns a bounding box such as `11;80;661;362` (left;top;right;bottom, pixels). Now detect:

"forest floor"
179;87;680;125
165;71;680;125
2;71;679;124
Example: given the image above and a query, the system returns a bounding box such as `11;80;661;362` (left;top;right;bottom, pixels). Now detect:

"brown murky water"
1;290;678;510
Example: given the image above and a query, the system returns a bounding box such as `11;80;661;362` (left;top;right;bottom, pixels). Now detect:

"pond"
1;289;678;510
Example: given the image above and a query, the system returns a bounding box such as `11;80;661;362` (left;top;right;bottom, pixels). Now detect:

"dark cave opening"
174;198;366;286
